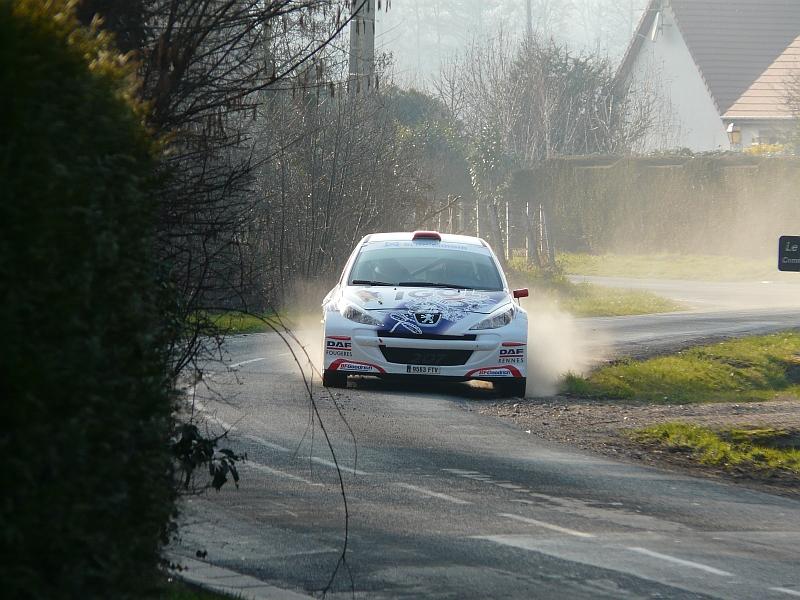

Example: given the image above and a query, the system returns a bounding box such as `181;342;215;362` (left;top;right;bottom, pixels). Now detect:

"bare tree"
432;54;466;119
433;33;657;260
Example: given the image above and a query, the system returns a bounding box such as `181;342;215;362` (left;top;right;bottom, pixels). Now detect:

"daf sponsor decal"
499;347;525;364
499;348;524;356
326;338;352;349
326;337;352;354
406;365;441;375
326;336;353;357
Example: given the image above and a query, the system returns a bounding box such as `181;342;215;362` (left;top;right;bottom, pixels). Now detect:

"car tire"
497;378;527;398
323;370;348;389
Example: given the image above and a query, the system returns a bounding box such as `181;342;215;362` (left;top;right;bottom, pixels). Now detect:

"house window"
756;129;780;145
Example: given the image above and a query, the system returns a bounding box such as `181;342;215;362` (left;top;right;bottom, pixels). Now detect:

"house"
618;0;800;152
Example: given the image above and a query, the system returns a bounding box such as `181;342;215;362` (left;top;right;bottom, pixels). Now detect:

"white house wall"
627;5;729;152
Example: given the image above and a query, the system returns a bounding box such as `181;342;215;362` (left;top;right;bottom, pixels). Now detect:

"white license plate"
406;365;441;375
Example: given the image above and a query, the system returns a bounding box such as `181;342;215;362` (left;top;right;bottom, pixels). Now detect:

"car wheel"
323;370;348;389
497;378;526;398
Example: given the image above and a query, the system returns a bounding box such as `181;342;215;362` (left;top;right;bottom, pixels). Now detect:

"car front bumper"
323;314;528;381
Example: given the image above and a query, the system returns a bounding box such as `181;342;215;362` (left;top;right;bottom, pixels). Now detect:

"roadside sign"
779;236;800;272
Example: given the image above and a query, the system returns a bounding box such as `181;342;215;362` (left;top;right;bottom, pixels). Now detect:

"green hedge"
511;156;800;257
0;2;173;598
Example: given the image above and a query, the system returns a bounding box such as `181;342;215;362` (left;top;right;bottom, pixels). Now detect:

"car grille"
377;330;477;341
379;347;473;366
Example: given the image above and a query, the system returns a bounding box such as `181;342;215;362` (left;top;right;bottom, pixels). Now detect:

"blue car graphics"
381;290;504;335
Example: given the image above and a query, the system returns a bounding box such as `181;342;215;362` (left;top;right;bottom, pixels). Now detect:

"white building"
618;0;800;152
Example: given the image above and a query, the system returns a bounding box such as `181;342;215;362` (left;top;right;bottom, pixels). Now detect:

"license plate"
406;365;441;375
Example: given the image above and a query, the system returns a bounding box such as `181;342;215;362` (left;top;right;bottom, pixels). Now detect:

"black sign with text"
779;236;800;272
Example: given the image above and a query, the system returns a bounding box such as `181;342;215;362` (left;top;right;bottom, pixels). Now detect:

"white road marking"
203;413;242;434
246;462;323;487
203;413;233;429
228;357;267;370
498;513;596;538
195;402;292;453
626;547;733;577
194;404;366;475
395;483;471;505
309;456;369;476
496;482;526;490
242;433;290;453
772;587;800;598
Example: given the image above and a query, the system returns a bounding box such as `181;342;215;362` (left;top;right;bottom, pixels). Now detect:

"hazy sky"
374;0;648;87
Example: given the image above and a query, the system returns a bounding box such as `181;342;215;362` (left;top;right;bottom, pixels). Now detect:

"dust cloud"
275;278;332;375
523;301;601;397
286;312;324;374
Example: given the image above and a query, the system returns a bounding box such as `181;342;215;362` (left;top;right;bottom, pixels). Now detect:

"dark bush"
0;2;174;598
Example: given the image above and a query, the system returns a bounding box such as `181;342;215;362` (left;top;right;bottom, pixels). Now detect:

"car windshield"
348;246;504;291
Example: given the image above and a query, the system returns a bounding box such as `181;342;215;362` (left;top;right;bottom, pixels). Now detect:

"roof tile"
725;35;800;119
670;0;800;113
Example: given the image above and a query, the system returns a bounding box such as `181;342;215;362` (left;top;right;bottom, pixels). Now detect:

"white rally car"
321;231;529;396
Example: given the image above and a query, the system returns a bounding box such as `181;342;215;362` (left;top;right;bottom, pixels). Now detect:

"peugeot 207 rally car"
321;231;529;396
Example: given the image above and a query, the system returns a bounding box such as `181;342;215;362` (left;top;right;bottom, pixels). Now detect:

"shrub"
0;2;173;598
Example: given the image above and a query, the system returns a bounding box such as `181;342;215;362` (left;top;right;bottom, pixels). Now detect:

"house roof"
616;2;660;87
618;0;800;116
724;34;800;120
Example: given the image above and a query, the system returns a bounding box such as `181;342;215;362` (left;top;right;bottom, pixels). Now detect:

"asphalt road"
171;279;800;599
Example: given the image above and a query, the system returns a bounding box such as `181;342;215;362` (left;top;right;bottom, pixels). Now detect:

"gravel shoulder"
482;396;800;497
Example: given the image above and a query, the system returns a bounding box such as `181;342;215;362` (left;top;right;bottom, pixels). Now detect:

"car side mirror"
513;288;529;299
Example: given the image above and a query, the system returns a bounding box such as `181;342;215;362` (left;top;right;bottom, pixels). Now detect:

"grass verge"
559;252;782;281
507;258;682;317
206;311;275;334
565;332;800;404
631;423;800;475
558;282;681;317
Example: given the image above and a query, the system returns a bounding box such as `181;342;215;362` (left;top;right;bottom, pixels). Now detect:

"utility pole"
526;0;533;40
349;0;376;94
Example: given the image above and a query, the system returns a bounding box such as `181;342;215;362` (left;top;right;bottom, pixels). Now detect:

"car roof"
363;232;488;247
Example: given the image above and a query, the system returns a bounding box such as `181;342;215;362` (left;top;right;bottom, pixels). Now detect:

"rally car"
321;231;529;397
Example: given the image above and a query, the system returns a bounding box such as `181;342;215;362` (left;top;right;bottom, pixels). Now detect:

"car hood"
331;286;514;336
341;286;510;315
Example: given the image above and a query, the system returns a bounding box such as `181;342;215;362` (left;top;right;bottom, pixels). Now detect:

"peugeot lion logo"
414;312;441;326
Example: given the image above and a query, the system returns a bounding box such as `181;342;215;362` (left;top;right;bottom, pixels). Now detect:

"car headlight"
340;301;382;326
470;304;515;330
